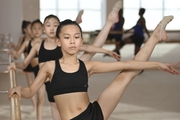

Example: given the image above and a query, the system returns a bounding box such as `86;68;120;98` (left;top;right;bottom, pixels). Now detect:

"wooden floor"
0;43;180;120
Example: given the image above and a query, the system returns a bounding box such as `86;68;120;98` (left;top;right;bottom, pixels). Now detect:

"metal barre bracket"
0;91;8;94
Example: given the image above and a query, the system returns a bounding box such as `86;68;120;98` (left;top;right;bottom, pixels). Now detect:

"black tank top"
27;41;38;58
38;40;62;63
51;59;88;96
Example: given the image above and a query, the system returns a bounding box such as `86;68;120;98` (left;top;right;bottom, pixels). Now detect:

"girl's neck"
33;37;42;42
61;54;79;65
45;37;56;43
24;33;31;39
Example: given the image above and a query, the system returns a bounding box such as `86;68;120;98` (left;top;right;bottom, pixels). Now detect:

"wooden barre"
10;94;21;120
9;69;22;120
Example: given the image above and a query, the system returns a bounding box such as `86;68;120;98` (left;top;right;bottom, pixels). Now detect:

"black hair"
21;20;31;34
43;14;60;24
56;19;82;39
118;9;123;17
31;19;43;28
139;8;145;15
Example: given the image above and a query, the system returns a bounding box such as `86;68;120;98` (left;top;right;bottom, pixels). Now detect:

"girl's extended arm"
16;44;37;69
9;37;23;51
8;62;49;99
8;43;39;70
80;45;121;61
10;41;28;60
88;60;180;75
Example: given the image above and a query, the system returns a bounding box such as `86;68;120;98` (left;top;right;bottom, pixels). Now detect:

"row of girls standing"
9;20;44;118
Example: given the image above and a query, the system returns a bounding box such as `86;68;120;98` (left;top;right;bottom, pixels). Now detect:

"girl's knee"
37;97;45;104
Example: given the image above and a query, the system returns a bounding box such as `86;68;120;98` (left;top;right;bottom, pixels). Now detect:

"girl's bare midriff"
54;92;90;120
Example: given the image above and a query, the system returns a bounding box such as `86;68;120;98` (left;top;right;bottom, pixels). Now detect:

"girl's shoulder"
34;41;43;47
83;60;97;67
19;35;24;40
30;41;43;52
139;17;145;22
18;36;24;43
43;60;56;69
22;40;30;46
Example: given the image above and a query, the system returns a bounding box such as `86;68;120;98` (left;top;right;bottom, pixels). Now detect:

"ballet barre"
0;62;10;65
0;91;8;94
0;53;22;119
9;68;22;120
0;49;10;52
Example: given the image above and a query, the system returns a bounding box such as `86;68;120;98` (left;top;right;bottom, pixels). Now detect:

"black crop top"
38;40;62;63
27;41;38;58
51;59;88;96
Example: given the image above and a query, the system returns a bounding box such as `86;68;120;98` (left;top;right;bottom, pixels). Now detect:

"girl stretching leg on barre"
8;16;180;120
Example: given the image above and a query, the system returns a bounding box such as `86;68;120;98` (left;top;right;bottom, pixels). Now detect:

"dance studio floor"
0;43;180;120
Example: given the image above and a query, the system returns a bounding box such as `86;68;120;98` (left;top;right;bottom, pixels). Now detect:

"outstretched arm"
87;60;180;75
9;37;23;51
8;62;49;99
79;45;120;61
7;43;39;70
9;41;28;60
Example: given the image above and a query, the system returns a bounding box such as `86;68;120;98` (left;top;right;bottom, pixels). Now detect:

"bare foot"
76;10;84;24
108;0;122;23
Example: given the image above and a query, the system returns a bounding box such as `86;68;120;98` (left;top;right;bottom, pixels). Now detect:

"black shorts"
45;81;55;102
71;101;104;120
23;64;33;72
108;34;122;42
130;34;144;47
32;65;39;77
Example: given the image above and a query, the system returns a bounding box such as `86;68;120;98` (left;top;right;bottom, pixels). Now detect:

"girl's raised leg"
97;16;174;120
80;1;122;61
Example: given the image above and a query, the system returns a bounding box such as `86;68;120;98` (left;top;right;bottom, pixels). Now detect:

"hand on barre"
7;62;16;72
8;86;22;101
8;51;17;59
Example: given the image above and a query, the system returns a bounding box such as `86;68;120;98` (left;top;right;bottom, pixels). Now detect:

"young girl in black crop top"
8;14;180;120
8;1;124;119
8;20;32;51
9;19;43;116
